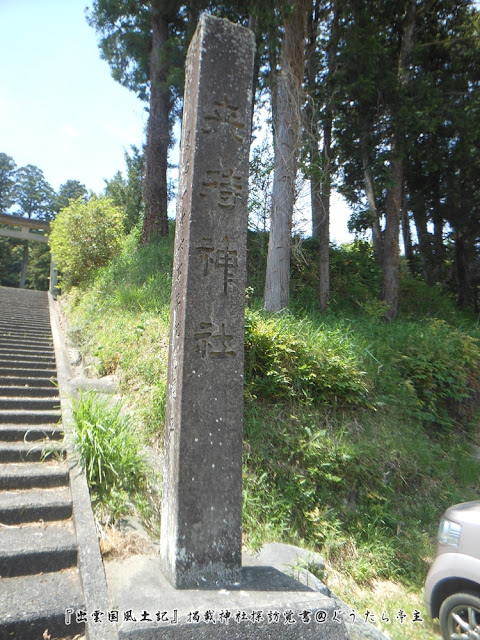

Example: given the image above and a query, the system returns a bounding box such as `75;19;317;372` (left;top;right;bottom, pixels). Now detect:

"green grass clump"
396;318;480;431
71;390;149;518
245;309;369;406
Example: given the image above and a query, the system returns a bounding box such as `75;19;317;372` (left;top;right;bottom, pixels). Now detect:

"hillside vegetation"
62;226;480;640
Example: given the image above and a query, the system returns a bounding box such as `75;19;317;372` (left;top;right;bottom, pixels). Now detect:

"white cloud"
59;123;80;138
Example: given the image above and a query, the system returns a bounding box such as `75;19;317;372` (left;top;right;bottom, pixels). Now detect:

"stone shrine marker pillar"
160;14;255;589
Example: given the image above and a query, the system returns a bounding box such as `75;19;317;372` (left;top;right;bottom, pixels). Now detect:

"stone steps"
0;326;52;338
0;442;65;464
0;409;62;424
0;375;57;387
0;571;85;639
0;359;57;370
0;423;64;441
0;337;53;346
0;525;78;576
0;396;60;411
0;488;73;525
0;349;56;359
0;366;57;378
0;286;86;639
0;340;54;351
0;462;70;490
0;385;59;397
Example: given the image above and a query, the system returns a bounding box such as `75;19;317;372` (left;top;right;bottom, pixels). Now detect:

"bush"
329;240;383;312
50;196;125;288
244;309;368;406
397;319;480;431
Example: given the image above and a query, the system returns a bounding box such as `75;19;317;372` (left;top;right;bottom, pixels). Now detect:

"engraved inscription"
175;261;183;286
182;129;192;175
196;238;215;276
202;98;246;143
216;238;238;294
200;169;243;209
194;322;236;359
195;236;238;292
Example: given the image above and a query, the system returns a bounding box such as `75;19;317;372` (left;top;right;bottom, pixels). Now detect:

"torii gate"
0;212;58;293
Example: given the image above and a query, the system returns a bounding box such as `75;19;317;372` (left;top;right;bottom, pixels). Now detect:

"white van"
424;501;480;639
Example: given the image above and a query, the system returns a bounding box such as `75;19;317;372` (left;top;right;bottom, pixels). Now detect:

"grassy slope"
64;229;480;640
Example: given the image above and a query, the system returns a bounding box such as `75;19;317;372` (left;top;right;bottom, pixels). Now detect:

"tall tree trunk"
432;202;444;282
383;149;403;320
382;0;417;320
412;201;438;286
307;2;328;309
264;0;309;312
306;1;322;240
141;7;170;244
360;126;383;265
248;15;261;135
401;190;415;275
455;233;469;309
19;241;28;289
317;125;331;313
306;0;338;312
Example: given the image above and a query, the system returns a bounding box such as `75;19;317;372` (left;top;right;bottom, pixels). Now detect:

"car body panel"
442;502;480;558
424;552;480;617
424;501;480;620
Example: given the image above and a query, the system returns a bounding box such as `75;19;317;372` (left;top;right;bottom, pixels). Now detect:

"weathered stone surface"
106;554;349;639
160;14;255;589
0;525;78;577
0;570;85;639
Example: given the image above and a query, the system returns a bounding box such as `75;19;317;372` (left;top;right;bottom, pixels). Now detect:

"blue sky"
0;0;353;242
0;0;146;194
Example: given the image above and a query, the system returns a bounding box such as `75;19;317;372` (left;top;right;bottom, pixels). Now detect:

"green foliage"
0;152;16;213
398;278;460;321
50;196;125;288
397;319;480;431
71;391;148;518
243;401;480;586
14;164;55;220
25;243;51;291
243;406;393;575
329;241;383;311
248;139;273;233
244;308;368;406
0;236;51;290
64;228;173;435
80;224;174;315
62;225;480;609
54;179;88;214
283;238;384;315
104;145;144;232
0;237;22;286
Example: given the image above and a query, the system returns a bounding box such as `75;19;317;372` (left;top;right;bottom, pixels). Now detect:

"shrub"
50;196;125;288
329;240;383;311
244;309;368;406
397;319;480;431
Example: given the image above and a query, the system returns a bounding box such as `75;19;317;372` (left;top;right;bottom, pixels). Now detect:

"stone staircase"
0;287;85;639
